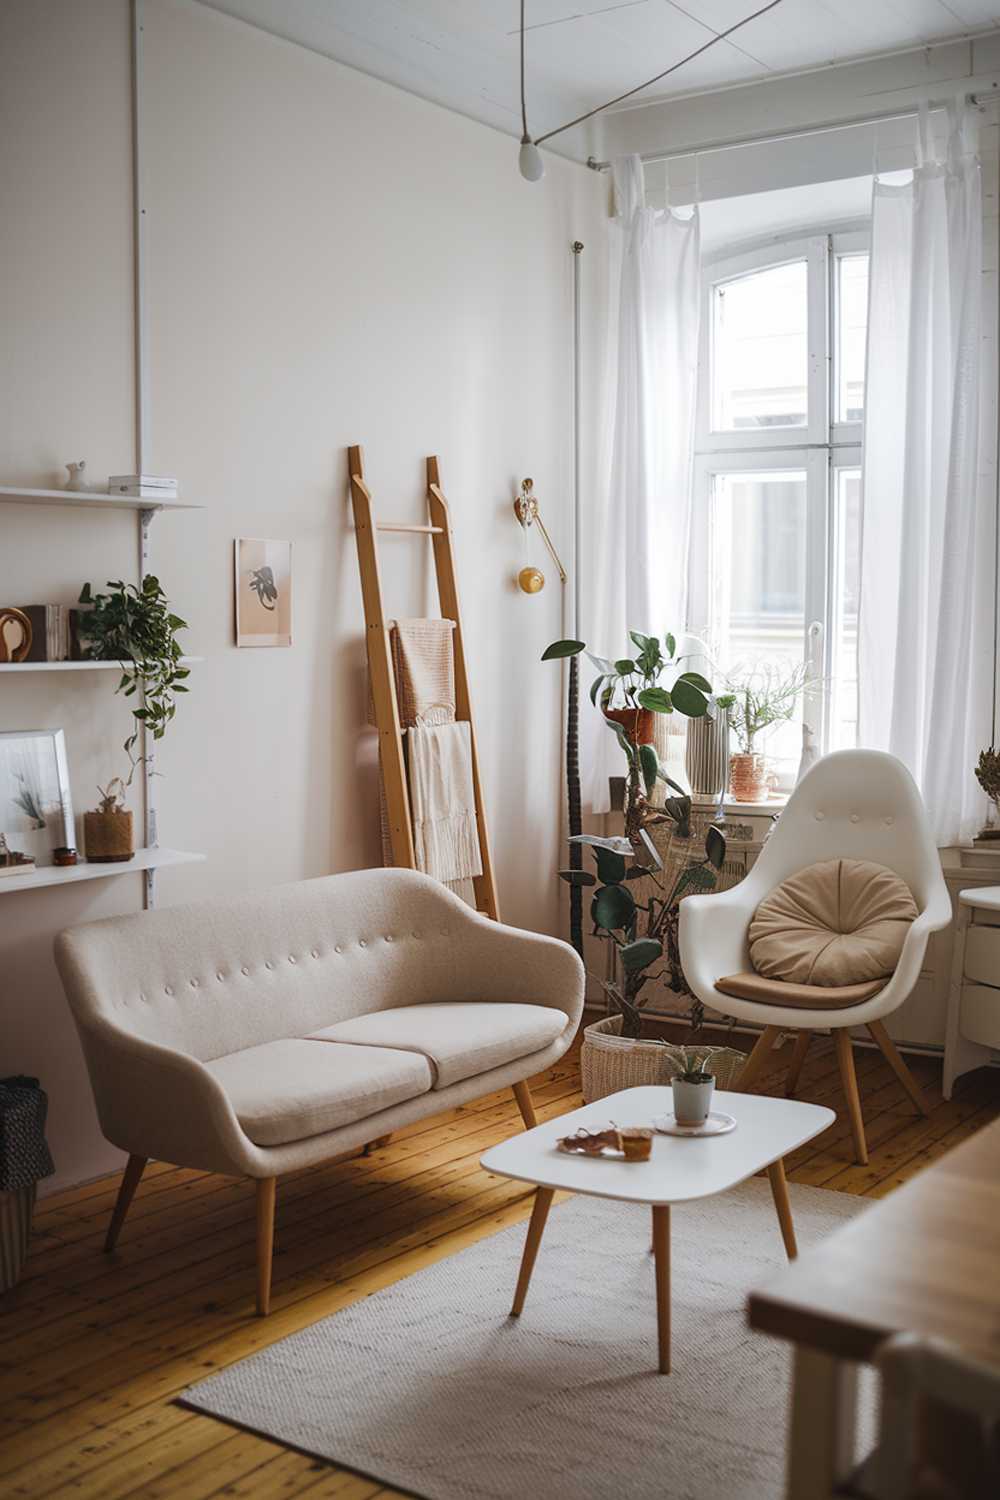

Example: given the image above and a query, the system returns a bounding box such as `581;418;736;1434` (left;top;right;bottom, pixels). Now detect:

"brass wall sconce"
513;478;566;594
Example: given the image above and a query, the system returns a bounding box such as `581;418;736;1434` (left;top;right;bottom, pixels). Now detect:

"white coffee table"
481;1085;834;1374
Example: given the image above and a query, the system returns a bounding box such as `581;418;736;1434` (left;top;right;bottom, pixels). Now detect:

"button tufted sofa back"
56;868;481;1063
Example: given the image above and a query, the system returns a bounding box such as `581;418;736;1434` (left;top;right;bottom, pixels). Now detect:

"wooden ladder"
348;445;499;920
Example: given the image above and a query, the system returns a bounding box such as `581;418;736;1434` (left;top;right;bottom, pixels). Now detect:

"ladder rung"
376;522;443;534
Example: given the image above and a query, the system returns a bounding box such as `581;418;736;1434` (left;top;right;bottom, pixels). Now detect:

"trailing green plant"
726;661;813;755
78;575;190;782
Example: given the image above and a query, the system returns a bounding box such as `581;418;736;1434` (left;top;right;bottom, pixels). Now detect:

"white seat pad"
307;1003;566;1090
204;1039;433;1147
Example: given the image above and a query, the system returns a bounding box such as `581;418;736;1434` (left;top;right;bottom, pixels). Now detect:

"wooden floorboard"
2;1033;998;1498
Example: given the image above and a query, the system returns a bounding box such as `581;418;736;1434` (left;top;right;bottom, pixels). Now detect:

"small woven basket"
581;1014;746;1104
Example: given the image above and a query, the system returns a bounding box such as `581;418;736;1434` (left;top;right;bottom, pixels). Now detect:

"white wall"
0;0;607;1193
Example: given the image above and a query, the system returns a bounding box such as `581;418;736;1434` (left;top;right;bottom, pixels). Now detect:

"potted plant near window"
727;662;812;803
76;575;190;861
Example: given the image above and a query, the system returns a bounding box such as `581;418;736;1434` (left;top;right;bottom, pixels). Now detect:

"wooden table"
748;1114;1000;1498
481;1085;833;1374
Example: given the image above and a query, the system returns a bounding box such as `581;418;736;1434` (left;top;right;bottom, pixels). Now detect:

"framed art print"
235;538;292;647
0;729;75;865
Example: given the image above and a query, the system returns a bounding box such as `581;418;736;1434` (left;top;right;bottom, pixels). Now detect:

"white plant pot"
671;1076;715;1127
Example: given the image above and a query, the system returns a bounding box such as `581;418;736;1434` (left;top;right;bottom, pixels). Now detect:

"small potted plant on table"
666;1047;716;1127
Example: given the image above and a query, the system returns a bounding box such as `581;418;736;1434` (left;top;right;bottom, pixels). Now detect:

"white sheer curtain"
859;103;992;845
582;155;701;814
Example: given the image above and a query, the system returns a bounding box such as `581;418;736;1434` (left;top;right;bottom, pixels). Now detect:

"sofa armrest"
447;911;585;1029
74;1019;259;1177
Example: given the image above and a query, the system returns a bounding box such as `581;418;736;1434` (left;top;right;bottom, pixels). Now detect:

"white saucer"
652;1110;737;1138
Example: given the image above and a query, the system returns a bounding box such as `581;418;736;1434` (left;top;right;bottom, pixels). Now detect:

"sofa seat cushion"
307;1002;567;1090
715;972;886;1010
204;1039;433;1147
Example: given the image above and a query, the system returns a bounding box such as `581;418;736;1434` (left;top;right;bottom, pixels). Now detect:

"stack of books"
16;604;76;662
107;474;179;500
0;850;35;878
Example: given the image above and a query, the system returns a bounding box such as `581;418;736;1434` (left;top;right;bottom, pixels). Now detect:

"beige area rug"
182;1180;874;1500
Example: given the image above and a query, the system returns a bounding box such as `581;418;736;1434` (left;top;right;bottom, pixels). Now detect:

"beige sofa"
55;868;584;1313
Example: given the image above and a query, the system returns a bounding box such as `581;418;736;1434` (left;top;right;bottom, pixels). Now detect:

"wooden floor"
2;1029;999;1499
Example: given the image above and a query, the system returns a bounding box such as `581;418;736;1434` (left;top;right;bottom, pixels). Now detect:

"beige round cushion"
749;858;918;987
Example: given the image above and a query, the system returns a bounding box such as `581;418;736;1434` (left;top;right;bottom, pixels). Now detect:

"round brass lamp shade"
517;566;545;594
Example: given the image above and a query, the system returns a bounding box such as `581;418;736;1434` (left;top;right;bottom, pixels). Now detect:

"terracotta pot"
603;707;655;746
84;809;134;863
729;751;769;803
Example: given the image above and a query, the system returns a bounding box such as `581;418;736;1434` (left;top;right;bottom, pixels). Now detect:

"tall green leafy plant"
78;575;190;781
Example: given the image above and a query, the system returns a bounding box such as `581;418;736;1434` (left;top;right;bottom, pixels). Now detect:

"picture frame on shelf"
234;538;292;648
0;729;75;867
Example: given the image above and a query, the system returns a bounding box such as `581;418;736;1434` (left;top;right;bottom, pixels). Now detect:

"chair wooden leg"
256;1177;276;1317
104;1154;147;1252
767;1158;798;1260
512;1080;537;1130
867;1020;930;1117
511;1187;553;1316
784;1032;812;1097
737;1026;782;1094
835;1029;868;1166
652;1204;671;1374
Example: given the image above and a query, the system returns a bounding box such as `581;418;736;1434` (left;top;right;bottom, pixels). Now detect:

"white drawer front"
964;924;1000;987
960;983;1000;1048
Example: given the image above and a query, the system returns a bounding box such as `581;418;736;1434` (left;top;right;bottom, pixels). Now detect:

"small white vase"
671;1075;715;1127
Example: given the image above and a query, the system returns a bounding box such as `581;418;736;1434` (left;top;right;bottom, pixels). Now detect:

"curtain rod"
586;92;995;171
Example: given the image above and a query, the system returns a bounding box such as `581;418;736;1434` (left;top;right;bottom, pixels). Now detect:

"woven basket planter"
581;1014;747;1104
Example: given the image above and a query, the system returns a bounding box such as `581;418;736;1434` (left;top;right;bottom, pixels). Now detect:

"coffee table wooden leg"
511;1187;554;1316
767;1158;798;1260
652;1204;671;1374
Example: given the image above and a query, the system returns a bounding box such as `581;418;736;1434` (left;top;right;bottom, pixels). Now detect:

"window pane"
829;466;860;750
712;261;808;431
836;254;868;424
710;470;807;784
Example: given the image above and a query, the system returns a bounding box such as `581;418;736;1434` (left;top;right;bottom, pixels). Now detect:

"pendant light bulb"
519;135;544;182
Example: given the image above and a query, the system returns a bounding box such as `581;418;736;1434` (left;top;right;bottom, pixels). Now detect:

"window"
689;231;868;786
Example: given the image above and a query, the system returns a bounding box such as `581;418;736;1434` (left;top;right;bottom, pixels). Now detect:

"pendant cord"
527;0;783;147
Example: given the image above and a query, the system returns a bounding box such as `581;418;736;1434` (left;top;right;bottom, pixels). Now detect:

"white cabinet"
943;885;1000;1097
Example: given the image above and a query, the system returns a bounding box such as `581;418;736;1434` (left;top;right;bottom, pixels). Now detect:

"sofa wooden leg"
363;1134;392;1156
784;1032;812;1097
738;1026;782;1094
867;1020;930;1117
256;1177;276;1316
104;1154;147;1252
835;1030;868;1166
512;1080;538;1130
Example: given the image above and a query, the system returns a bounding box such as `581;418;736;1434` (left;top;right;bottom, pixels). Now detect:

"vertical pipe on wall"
131;0;156;907
566;242;585;957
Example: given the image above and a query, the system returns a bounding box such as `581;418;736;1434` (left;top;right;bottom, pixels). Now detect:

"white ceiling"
200;1;1000;153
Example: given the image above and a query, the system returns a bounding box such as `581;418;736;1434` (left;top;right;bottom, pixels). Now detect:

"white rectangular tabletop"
481;1087;834;1206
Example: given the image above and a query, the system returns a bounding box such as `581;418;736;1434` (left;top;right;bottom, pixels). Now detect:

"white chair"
679;749;952;1164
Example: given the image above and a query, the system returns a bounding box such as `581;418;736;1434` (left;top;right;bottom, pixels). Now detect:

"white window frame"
689;228;869;765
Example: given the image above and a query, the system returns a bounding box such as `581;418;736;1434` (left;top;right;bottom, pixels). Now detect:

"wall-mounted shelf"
0;655;203;675
0;847;205;895
0;485;201;512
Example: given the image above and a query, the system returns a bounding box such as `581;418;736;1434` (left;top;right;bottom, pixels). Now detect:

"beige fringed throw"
407;723;482;886
372;618;478;906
